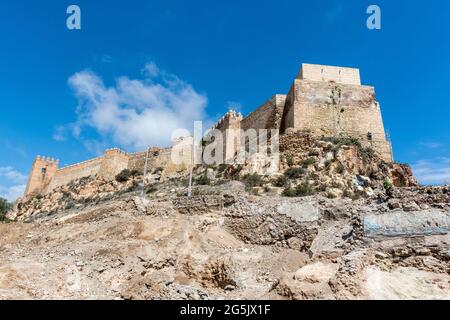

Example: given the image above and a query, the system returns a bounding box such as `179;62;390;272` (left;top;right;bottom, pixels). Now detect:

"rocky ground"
0;133;449;300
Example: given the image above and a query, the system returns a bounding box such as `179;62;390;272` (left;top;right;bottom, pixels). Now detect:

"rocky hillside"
1;133;448;300
9;132;416;222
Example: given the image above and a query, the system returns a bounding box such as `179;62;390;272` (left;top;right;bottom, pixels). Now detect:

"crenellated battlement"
104;147;129;156
210;109;243;131
35;155;59;166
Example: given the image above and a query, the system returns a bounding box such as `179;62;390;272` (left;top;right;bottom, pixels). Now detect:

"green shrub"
115;169;132;182
272;175;287;187
130;169;142;176
327;192;337;199
301;157;315;168
285;154;294;167
324;136;361;148
146;185;158;194
226;165;243;180
154;167;164;174
242;173;263;188
361;147;375;163
324;160;333;170
295;182;314;197
0;197;11;222
282;182;314;197
282;187;297;197
284;167;306;179
383;179;393;195
218;164;228;173
195;175;211;186
129;180;139;190
343;189;353;198
335;163;345;174
308;172;320;180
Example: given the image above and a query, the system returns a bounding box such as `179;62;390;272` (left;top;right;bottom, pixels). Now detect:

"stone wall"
98;148;129;179
34;146;190;196
46;157;103;193
128;151;147;171
44;148;130;194
298;63;361;85
241;95;286;131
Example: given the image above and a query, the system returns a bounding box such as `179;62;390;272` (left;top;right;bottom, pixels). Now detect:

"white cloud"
53;125;67;141
411;158;450;185
142;62;160;78
0;184;26;202
65;62;208;150
419;141;443;149
0;167;27;202
0;167;27;184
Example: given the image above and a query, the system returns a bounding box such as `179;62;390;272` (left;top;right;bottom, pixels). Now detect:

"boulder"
364;210;449;238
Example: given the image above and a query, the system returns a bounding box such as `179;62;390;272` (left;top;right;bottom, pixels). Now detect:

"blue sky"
1;0;449;200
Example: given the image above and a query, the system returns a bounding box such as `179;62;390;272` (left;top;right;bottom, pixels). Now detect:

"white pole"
188;140;194;197
141;147;150;198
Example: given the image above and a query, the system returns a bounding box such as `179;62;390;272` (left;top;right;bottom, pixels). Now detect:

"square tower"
281;63;393;162
298;63;361;85
24;156;59;196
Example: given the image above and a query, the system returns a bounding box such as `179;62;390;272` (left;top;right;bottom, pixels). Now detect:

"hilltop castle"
24;63;393;197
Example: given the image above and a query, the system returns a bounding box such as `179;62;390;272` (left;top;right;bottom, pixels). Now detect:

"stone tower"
209;110;243;162
24;156;59;196
280;63;393;162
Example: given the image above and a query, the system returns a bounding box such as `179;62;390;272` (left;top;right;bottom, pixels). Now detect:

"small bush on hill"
146;185;158;194
284;167;306;179
195;175;211;186
301;158;315;168
327;192;337;199
242;173;263;188
0;197;11;222
282;187;297;197
335;163;345;174
218;164;228;173
154;167;164;174
360;147;375;163
281;182;314;197
130;169;142;176
226;165;243;180
272;175;287;187
383;179;393;196
285;154;294;166
116;169;132;182
295;182;314;197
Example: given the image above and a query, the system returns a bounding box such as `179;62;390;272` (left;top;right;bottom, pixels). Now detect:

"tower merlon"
298;63;361;86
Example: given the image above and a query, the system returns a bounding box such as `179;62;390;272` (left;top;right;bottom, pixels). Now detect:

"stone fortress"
24;63;393;197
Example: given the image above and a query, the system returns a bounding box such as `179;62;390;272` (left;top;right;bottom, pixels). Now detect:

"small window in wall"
367;132;373;141
41;168;47;175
